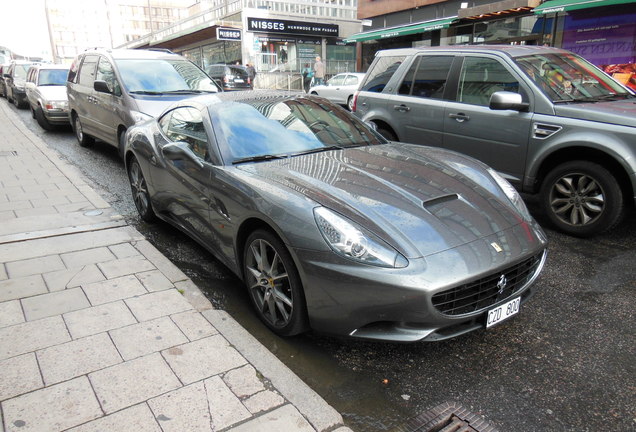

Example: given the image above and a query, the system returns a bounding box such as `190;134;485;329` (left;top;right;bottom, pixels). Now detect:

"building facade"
347;0;636;88
119;0;361;75
44;0;192;63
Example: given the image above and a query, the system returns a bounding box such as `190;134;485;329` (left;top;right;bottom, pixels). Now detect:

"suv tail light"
352;91;359;112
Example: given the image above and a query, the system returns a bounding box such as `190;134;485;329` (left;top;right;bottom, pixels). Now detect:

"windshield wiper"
129;90;164;95
162;89;216;94
291;145;344;157
232;154;288;165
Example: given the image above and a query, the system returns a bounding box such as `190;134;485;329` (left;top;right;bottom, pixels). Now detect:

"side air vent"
533;123;562;140
422;194;459;208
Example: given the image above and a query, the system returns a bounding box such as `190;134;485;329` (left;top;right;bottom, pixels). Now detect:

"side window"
458;57;520;106
96;58;121;96
68;58;79;83
343;75;359;86
78;55;98;87
328;75;346;86
399;56;454;99
162;107;209;161
360;55;406;93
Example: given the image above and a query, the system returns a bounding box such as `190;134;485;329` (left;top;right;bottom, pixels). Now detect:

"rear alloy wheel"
73;115;94;147
35;106;53;131
541;161;623;237
347;95;354;111
243;230;308;336
127;157;156;222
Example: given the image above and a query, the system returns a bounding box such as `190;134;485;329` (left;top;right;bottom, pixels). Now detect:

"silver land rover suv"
353;45;636;237
67;48;220;157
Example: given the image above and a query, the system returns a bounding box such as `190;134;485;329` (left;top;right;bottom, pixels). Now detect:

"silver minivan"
67;48;220;157
354;45;636;237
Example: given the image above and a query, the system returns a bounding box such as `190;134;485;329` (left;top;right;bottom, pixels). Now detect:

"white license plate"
486;297;520;328
234;79;244;83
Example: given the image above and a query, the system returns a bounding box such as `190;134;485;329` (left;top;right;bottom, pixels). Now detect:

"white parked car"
25;64;70;130
308;72;365;111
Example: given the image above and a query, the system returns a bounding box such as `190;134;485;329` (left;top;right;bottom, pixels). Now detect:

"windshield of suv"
39;69;69;86
515;53;633;103
214;98;385;164
115;59;219;94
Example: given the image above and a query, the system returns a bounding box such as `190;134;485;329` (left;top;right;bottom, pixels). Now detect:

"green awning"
345;17;457;43
533;0;636;14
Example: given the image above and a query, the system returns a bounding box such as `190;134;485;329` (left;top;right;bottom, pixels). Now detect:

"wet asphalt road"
9;102;635;432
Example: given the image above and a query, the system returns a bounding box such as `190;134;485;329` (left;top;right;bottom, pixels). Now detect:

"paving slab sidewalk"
0;102;352;432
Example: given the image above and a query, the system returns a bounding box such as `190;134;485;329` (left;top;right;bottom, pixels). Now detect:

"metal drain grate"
392;402;499;432
0;151;18;157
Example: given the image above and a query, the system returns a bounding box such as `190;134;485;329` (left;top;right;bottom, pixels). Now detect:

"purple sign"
562;9;636;65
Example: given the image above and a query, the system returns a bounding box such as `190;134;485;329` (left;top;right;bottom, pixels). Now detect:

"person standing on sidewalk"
313;56;325;86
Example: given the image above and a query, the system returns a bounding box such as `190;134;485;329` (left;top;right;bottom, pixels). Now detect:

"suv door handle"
393;104;411;112
449;113;470;122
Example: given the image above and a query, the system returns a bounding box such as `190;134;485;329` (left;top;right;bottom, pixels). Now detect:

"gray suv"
353;45;636;237
67;48;220;157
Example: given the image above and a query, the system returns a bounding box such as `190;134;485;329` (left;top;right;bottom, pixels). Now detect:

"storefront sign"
247;17;339;37
216;27;241;41
562;10;636;65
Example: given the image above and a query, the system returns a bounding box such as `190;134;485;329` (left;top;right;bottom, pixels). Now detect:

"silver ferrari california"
124;91;548;342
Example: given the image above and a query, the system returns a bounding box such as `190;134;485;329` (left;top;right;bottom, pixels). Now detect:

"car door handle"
449;113;470;122
393;104;411;112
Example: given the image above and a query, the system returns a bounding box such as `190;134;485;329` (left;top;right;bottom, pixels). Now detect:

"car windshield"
115;59;219;93
39;69;68;86
14;64;30;79
213;98;385;164
514;53;633;103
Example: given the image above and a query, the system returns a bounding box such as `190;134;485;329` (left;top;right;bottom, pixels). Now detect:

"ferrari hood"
238;144;532;258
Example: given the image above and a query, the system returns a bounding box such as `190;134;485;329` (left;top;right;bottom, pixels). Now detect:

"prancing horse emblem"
497;274;508;294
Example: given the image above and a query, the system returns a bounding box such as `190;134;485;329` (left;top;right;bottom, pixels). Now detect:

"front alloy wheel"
73;115;94;147
128;157;156;222
243;230;308;336
541;161;623;237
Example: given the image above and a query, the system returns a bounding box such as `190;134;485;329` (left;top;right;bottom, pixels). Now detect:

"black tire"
118;130;127;159
73;114;94;147
127;157;156;222
377;126;397;141
347;95;354;111
35;106;54;131
243;230;309;336
540;160;624;237
30;105;36;119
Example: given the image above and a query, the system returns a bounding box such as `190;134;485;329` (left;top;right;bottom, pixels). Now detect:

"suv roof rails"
147;48;174;54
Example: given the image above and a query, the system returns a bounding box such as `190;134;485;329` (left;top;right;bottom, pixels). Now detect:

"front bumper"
293;221;548;342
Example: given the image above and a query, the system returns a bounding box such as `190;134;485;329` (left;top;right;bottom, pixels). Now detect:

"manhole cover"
392;402;499;432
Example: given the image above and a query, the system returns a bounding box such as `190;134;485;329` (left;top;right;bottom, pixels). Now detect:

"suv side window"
328;75;346;86
78;55;99;87
344;75;359;86
161;107;209;161
457;57;520;106
399;56;454;99
96;57;121;96
360;55;406;93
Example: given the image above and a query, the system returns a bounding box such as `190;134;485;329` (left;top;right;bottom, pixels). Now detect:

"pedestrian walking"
313;56;325;86
246;63;257;88
301;63;314;92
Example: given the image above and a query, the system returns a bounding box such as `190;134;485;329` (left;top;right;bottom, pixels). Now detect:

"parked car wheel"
376;126;397;142
73;114;94;147
347;95;354;111
30;105;36;119
243;230;308;336
128;157;156;222
35;106;54;131
118;130;127;159
541;160;624;237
